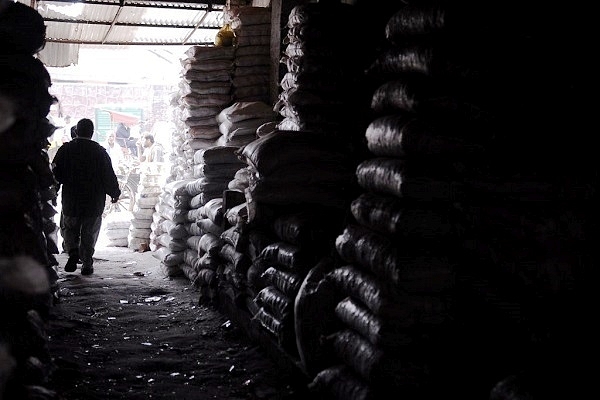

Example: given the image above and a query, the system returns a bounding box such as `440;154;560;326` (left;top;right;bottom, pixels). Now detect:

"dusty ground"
47;234;310;400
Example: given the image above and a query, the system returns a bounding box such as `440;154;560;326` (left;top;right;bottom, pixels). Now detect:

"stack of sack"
151;179;194;277
227;5;272;104
216;101;278;147
274;1;369;138
102;210;132;247
128;163;167;250
171;45;236;181
0;4;60;394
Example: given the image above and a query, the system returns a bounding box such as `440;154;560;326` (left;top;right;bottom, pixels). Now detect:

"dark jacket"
52;138;121;217
115;123;130;139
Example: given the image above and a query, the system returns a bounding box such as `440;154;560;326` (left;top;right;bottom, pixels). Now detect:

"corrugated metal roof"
20;0;228;46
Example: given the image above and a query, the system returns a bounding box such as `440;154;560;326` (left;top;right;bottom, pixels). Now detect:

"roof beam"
42;18;222;29
182;8;210;45
102;1;125;44
43;38;216;45
34;0;226;10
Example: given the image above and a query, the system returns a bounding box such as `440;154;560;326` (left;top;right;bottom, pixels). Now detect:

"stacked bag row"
216;101;278;147
155;41;242;272
159;102;276;283
151;179;195;277
102;210;132;247
214;1;370;362
1;2;61;398
302;2;489;398
179;145;246;297
127;163;167;250
170;44;236;181
226;5;272;104
157;8;279;283
168;5;272;184
274;1;370;138
299;0;593;399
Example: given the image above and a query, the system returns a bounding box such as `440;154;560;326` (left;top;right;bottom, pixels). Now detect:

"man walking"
52;118;121;275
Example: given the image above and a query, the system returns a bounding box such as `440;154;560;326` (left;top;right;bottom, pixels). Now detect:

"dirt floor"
47;234;310;400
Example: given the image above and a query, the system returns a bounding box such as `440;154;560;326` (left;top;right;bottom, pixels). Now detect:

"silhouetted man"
52;118;121;275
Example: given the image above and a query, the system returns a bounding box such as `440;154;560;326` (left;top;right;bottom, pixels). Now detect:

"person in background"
137;133;164;163
52;118;121;275
60;115;72;144
103;131;124;172
115;122;137;157
47;131;60;162
47;115;73;162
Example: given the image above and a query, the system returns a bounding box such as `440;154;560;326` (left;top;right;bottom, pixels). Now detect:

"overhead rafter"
21;0;229;46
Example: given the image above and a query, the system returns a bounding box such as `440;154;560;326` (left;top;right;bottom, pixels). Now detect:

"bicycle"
103;159;140;218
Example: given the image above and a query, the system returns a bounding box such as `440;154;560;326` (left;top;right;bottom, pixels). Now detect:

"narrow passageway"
47;245;308;400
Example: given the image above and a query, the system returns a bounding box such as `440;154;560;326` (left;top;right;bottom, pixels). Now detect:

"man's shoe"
81;266;94;276
64;257;78;272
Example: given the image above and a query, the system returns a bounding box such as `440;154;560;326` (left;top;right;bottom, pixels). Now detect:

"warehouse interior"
1;0;596;399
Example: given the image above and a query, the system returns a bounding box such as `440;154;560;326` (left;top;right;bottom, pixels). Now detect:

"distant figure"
70;125;77;139
52;118;121;275
60;115;72;144
115;122;137;157
137;134;164;163
115;122;130;142
47;116;74;162
103;131;124;172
